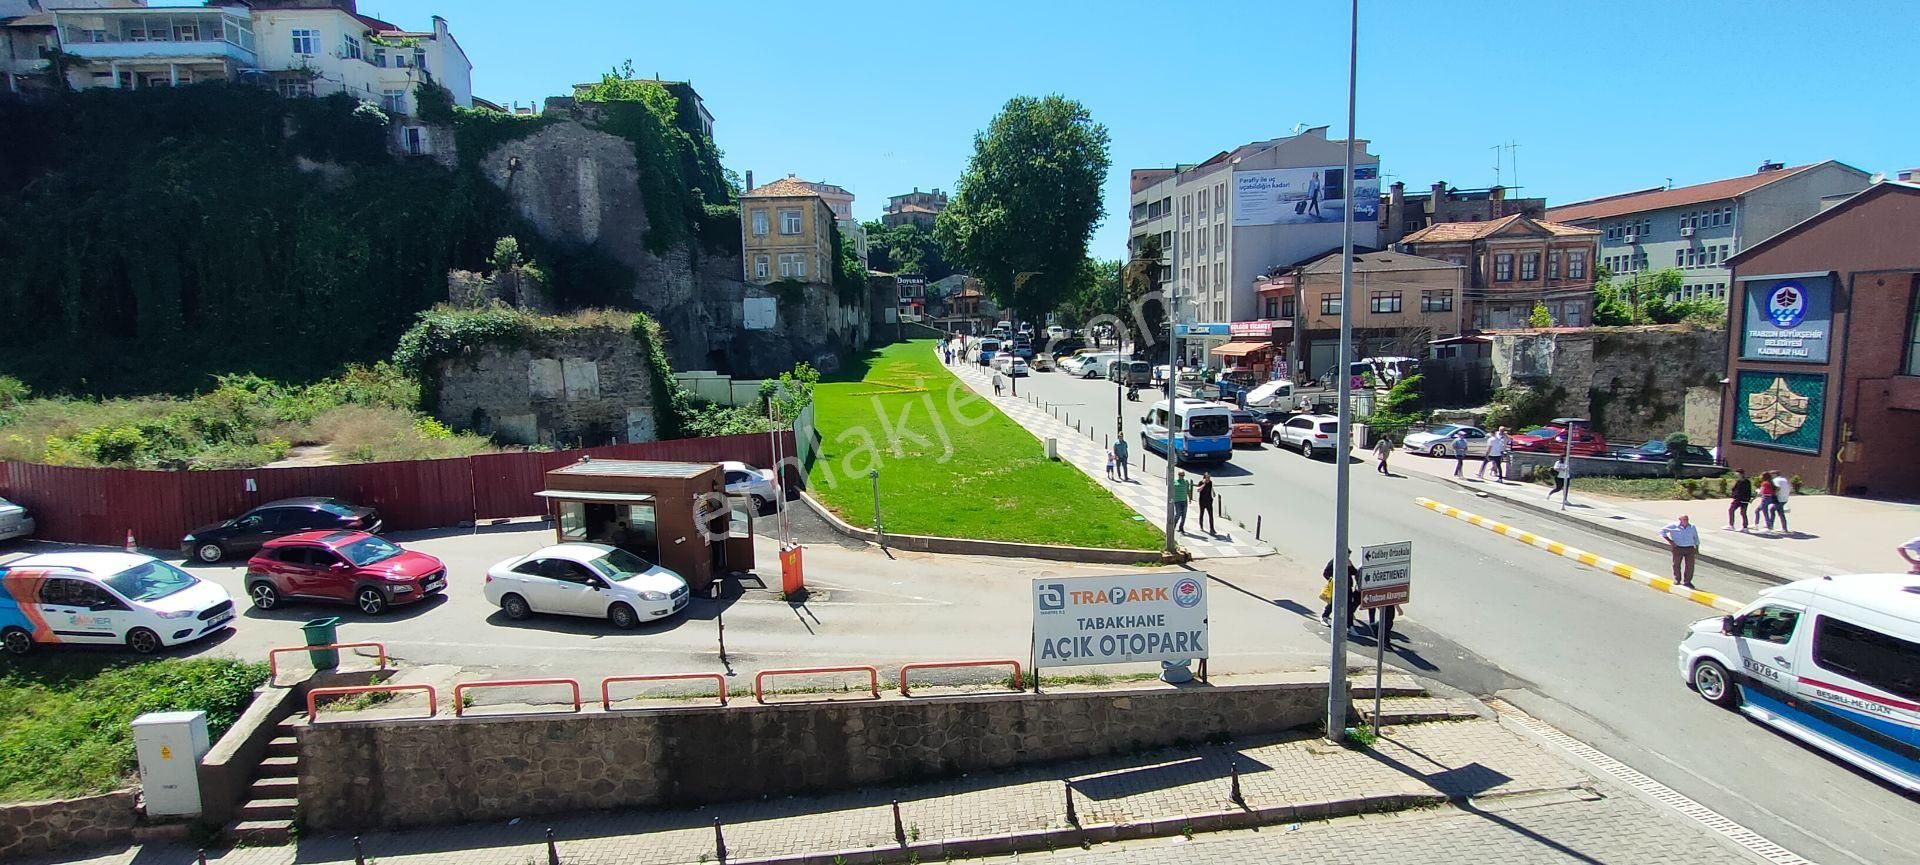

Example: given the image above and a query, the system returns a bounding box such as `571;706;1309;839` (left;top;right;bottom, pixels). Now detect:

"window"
1370;291;1402;314
1420;291;1453;312
1321;294;1341;316
1813;615;1920;702
1196;227;1207;254
1520;252;1539;280
1494;253;1513;282
1215;228;1225;252
1685;248;1697;267
1183;230;1193;258
1264;298;1279;319
380;89;406;113
1563;300;1584;327
1676;249;1686;267
779;209;802;234
1215;182;1226;216
1569;251;1586;279
1198;189;1209;214
1213;263;1223;292
414;48;428;71
277;78;313;98
291;29;317;55
341;34;361;61
1281;295;1297;318
753;256;769;280
404;126;425;154
751;209;768;236
1723;206;1734;225
372;46;388;67
173;24;198;41
777;253;806;279
1548;252;1561;279
1906;277;1920;376
1720;244;1730;262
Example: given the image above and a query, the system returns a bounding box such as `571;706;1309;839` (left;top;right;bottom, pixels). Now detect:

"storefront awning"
1210;340;1273;357
535;490;658;505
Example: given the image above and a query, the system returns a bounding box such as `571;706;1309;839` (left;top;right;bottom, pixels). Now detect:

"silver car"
0;497;33;542
1402;425;1490;457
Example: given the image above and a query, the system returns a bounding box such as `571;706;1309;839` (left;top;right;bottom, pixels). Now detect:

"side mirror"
330;562;348;571
1719;615;1736;636
586;576;607;589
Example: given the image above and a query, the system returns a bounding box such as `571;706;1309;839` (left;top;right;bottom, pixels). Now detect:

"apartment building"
1547;160;1871;302
1379;181;1545;245
740;175;838;287
795;178;864;263
882;187;947;229
1398;215;1599;330
1254;249;1467;380
1127;126;1382;358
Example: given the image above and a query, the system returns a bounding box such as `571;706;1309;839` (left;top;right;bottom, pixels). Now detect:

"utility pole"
1163;227;1181;556
1326;0;1360;744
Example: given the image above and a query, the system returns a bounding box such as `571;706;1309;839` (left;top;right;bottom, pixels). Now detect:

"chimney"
1430;182;1447;220
1389;181;1404;210
744;170;753;191
1490;185;1505;203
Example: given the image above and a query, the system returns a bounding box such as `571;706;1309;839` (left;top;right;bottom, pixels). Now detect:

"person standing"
1113;436;1130;481
1196;473;1216;535
1726;469;1752;531
1450;430;1469;477
1172;471;1192;534
1546;457;1570;497
1772;472;1793;534
1755;472;1777;530
1105;449;1117;480
1373;434;1393;475
992;371;1004;396
1480;427;1510;481
1661;514;1701;588
1898;535;1920;574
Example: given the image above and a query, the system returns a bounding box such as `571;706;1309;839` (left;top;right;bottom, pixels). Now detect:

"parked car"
722;461;779;512
1619;440;1720;465
1047;337;1087;359
1046;325;1069;340
1108;360;1151;387
181;497;381;564
1272;414;1342;458
1509;423;1611;457
484;543;691;629
1211;370;1262;405
244;531;446;615
1247;408;1294;438
1403;425;1490;457
1228;411;1265;447
0;551;235;655
1007;357;1029;377
0;497;32;542
1029;353;1055;372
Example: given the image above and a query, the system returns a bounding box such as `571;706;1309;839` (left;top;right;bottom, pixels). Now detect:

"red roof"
1399;214;1596;244
1546;165;1818;223
742;176;822;199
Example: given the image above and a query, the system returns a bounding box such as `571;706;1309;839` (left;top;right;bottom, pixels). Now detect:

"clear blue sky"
369;0;1912;259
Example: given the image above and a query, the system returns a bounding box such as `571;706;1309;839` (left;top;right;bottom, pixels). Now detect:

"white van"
1140;398;1233;463
1678;573;1920;793
1;552;237;655
1068;352;1120;379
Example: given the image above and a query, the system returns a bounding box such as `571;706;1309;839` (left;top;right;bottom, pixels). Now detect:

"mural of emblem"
1747;376;1810;439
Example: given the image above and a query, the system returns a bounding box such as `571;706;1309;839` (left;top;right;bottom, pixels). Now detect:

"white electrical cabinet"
131;711;211;817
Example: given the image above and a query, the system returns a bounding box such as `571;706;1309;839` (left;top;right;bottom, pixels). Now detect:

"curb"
1440;477;1789;586
1414;497;1746;613
795;490;1175;566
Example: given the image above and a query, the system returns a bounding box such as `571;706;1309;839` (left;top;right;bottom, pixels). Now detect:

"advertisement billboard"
1032;572;1208;667
1232;164;1379;227
1732;371;1827;454
1739;275;1832;363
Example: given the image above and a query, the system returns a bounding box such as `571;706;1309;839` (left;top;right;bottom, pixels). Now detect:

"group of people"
1725;468;1794;533
1104;437;1131;482
1320;558;1400;640
1169;470;1218;536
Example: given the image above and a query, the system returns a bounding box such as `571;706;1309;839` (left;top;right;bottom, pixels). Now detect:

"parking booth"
536;459;755;593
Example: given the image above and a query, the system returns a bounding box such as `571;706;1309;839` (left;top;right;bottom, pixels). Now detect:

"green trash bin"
301;617;342;669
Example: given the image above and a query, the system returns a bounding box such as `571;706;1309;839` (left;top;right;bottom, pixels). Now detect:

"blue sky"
368;0;1912;259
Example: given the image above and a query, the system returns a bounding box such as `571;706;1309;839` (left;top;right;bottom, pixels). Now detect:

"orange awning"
1210;340;1272;357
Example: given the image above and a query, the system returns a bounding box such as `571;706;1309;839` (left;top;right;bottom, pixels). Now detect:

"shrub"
0;375;28;409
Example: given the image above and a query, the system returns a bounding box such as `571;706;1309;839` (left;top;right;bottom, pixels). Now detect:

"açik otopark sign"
1032;573;1208;667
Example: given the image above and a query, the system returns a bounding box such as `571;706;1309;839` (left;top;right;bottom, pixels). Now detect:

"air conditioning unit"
1624;234;1639;244
1680;227;1695;237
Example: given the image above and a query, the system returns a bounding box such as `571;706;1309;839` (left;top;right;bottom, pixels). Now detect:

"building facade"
882;187;947;229
1127;126;1382;337
740;175;837;287
1253;250;1466;380
1718;181;1920;498
1397;215;1599;330
796;178;864;263
1379;181;1544;246
1548;160;1872;303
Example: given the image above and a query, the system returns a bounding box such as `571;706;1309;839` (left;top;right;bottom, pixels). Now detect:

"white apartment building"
1128;126;1381;344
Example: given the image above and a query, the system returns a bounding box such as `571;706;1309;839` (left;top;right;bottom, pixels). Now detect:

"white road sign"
1032;572;1209;666
1359;541;1412;609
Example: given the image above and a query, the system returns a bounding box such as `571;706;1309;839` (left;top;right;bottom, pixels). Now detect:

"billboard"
1032;572;1208;666
1233;164;1379;227
1739;275;1832;363
1732;371;1826;454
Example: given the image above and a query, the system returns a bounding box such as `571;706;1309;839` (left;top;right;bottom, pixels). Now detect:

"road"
1007;361;1915;865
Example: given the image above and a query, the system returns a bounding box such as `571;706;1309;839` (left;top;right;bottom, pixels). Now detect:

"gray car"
1402;425;1489;457
0;497;33;542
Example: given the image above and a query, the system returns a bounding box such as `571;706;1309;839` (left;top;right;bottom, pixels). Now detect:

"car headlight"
156;609;195;619
390;584;414;593
636;590;669;601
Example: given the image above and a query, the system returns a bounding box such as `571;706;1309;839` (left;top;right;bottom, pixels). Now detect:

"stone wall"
0;790;136;860
296;681;1326;831
434;325;660;446
1491;326;1725;443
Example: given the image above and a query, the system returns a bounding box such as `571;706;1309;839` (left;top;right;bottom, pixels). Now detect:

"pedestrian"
992;371;1004;396
1898;535;1920;574
1726;469;1752;531
1368;597;1400;642
1661;514;1701;588
1755;472;1776;530
1196;472;1216;535
1105;449;1117;480
1450;430;1469;477
1480;427;1511;481
1319;558;1362;635
1546;457;1570;497
1772;472;1793;534
1373;434;1393;475
1113;436;1130;481
1172;471;1192;534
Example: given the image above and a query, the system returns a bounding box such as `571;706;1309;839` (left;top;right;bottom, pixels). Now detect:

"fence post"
713;817;727;864
1256;514;1263;540
546;828;559;865
1230;760;1244;805
1064;780;1079;827
892;800;906;847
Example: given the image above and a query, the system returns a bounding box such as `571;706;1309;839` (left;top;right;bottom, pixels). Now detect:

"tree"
1053;257;1121;330
1528;302;1555;329
1119;235;1170;353
935;95;1110;323
1591;277;1635;326
39;47;90;93
863;220;951;279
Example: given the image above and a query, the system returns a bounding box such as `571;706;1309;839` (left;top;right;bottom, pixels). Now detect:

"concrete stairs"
224;718;301;844
1348;674;1485;725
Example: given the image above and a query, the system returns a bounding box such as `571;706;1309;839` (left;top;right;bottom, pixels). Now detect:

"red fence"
0;431;795;547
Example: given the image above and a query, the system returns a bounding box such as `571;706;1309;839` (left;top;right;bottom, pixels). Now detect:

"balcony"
55;8;257;68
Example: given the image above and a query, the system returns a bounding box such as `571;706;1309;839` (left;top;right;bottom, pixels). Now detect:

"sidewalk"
944;348;1270;559
1384;447;1920;582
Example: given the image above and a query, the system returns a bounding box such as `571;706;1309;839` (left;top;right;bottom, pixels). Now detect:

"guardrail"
307;683;437;723
898;660;1025;697
453;678;583;717
754;665;880;704
268;642;388;680
601;673;729;710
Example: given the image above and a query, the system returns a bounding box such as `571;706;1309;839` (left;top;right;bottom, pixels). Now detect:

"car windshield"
337;535;404;566
588;548;654;581
102;560;199;602
1231;412;1255;424
316;500;357;517
1520;427;1557;437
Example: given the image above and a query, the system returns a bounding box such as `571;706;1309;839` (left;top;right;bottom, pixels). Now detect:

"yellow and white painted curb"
1414;497;1746;613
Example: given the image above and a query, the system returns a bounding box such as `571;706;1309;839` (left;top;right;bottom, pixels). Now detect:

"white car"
1402;425;1490;457
0;497;32;542
721;461;778;512
0;552;236;655
484;543;690;629
1006;357;1029;377
1272;414;1342;458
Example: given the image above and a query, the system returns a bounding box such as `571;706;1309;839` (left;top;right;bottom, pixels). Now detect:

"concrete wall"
295;681;1326;831
1492;326;1725;444
434;325;659;446
0;791;136;860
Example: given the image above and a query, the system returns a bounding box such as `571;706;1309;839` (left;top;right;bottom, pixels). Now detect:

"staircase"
1350;673;1485;726
224;717;302;844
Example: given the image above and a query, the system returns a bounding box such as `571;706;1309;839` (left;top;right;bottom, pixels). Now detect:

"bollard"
354;836;366;865
893;799;906;847
1256;514;1263;539
198;850;209;865
547;828;560;865
1064;780;1079;827
714;817;727;864
1230;760;1244;805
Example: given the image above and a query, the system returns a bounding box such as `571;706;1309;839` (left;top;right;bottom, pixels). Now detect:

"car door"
304;546;356;601
507;557;557;612
227;508;284;552
1464;428;1489;455
543;559;606;616
1727;603;1805;703
272;546;324;597
1283;417;1311;447
39;577;120;644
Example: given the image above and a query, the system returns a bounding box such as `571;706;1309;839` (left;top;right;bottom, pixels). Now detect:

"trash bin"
301;617;341;669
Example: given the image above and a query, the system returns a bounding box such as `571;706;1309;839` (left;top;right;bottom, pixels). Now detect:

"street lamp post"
1326;0;1360;744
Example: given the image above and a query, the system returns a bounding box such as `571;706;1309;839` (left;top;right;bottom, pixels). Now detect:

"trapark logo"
1072;585;1169;606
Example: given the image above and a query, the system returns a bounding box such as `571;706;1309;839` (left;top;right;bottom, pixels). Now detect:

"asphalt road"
1007;362;1914;865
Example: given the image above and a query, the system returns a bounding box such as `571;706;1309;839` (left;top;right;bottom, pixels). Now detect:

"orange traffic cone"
124;530;136;552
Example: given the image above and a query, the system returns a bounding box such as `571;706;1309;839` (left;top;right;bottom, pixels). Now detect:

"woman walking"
1373;434;1393;475
1756;472;1777;531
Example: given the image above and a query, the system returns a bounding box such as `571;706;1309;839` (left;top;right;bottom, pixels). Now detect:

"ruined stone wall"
0;791;136;860
434;325;659;446
1492;326;1724;443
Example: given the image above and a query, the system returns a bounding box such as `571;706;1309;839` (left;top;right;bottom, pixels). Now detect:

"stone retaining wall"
297;681;1325;831
0;790;137;860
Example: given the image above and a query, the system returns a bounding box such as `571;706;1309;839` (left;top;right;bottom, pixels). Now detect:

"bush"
1484;385;1559;431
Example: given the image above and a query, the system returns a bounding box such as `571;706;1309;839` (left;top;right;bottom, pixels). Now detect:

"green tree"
1528;302;1555;329
1591;277;1635;326
1054;257;1121;330
1119;235;1169;352
935;95;1111;323
863;220;951;279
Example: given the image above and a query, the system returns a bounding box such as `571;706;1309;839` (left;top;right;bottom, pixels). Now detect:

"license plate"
207;612;233;629
424;578;445;591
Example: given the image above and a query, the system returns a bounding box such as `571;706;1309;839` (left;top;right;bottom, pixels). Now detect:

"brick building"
1254;249;1466;381
1397;215;1599;330
1379;181;1545;245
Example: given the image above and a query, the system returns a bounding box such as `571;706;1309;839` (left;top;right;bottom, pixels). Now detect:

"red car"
1228;411;1265;447
1509;424;1611;457
244;531;447;615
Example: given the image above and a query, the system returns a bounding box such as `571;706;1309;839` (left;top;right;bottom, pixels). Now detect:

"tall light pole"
1326;0;1360;744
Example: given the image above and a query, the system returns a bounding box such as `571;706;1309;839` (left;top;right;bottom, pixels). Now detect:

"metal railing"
307;683;436;723
453;678;583;717
754;665;880;704
898;660;1025;697
601;673;729;710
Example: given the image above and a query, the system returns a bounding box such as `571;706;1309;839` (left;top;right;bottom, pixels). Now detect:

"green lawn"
807;340;1163;551
0;656;267;801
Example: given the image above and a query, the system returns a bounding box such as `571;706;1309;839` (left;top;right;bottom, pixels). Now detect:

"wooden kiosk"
536;458;755;592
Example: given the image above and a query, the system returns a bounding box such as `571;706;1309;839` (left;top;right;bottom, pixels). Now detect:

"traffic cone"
124;530;136;552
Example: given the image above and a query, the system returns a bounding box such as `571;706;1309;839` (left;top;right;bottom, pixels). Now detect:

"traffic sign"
1358;541;1411;609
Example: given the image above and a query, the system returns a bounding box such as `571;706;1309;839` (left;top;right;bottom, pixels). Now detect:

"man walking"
1726;469;1752;531
1450;430;1469;477
1772;472;1793;534
1373;434;1393;475
1113;436;1130;481
1172;471;1192;534
1661;514;1701;588
1196;472;1216;535
1320;558;1362;634
1479;427;1511;481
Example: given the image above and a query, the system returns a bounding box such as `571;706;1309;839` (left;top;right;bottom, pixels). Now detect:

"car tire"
248;582;280;610
499;593;531;620
1428;444;1447;457
355;587;388;616
126;628;162;655
608;603;640;630
1;626;33;656
194;542;225;564
1691;659;1739;708
751;494;770;514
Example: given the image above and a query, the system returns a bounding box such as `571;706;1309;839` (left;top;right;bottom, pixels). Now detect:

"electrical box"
131;711;211;817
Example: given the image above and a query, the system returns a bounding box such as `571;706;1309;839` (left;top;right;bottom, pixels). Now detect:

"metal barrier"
268;642;388;680
898;660;1025;697
754;665;880;704
601;673;730;710
306;683;437;723
452;678;583;717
